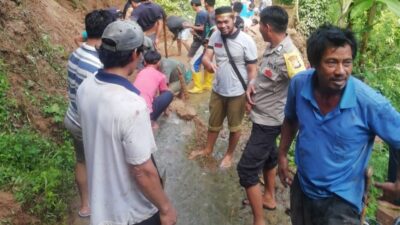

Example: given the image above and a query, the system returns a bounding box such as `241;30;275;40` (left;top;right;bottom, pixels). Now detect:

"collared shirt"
77;69;157;225
285;69;400;212
250;35;303;126
208;29;257;97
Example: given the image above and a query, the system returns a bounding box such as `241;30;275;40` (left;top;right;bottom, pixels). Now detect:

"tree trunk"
359;1;377;71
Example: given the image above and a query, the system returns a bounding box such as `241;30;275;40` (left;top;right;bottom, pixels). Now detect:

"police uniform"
237;35;305;188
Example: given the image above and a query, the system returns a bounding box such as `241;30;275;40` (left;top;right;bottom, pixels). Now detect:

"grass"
0;58;75;223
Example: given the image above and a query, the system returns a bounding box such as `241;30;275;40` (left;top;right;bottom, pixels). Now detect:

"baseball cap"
101;20;144;52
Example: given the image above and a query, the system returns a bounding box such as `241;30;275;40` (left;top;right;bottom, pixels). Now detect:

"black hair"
215;6;234;15
122;0;132;19
205;0;216;7
85;9;116;39
232;2;243;13
98;38;144;68
307;24;358;67
144;50;161;65
259;6;288;33
191;2;201;7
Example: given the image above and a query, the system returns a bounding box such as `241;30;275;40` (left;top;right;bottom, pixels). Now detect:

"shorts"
290;174;360;225
134;211;161;225
64;115;85;162
188;40;203;58
237;123;281;188
178;28;191;41
208;91;246;132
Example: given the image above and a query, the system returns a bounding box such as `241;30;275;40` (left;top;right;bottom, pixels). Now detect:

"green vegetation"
0;57;75;223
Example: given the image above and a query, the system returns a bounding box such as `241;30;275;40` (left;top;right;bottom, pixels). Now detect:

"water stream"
154;92;291;225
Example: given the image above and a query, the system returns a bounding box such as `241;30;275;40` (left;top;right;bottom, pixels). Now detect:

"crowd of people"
64;1;400;225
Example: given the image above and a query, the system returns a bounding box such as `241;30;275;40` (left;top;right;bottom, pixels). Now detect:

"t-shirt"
134;67;169;112
132;2;166;31
194;10;208;42
76;69;158;225
66;43;102;126
208;29;257;96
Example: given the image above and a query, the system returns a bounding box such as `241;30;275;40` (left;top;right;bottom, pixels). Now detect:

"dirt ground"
0;0;306;223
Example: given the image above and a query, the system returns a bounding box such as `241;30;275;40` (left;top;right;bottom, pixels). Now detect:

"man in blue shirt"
277;24;400;225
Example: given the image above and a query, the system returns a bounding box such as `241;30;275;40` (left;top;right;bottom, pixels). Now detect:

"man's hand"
205;63;217;73
246;79;256;105
375;181;400;202
278;153;292;188
160;205;177;225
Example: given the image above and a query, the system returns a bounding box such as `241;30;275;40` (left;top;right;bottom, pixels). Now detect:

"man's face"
316;44;353;93
216;15;235;36
259;22;270;42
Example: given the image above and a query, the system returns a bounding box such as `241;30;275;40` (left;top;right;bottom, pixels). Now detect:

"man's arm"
154;19;164;49
277;117;298;187
202;48;216;73
245;63;257;105
130;159;177;225
375;150;400;201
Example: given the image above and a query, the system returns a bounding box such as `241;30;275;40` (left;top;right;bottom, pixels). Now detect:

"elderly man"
190;6;257;168
77;20;176;225
278;24;400;225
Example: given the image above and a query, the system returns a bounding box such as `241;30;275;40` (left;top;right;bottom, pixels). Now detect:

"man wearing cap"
190;6;257;168
131;0;166;49
64;9;115;218
237;6;305;225
76;20;177;225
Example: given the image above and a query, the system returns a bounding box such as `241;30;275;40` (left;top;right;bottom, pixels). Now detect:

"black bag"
221;36;247;91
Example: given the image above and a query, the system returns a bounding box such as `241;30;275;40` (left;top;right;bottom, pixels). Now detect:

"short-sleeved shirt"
134;67;169;112
250;35;304;126
77;69;158;225
285;69;400;213
208;29;257;97
193;10;208;42
204;10;216;39
160;58;187;83
132;2;165;31
66;43;102;126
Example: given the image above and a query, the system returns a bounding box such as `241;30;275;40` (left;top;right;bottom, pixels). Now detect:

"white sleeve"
243;35;258;63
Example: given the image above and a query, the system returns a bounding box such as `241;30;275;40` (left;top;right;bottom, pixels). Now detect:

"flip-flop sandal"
78;210;91;218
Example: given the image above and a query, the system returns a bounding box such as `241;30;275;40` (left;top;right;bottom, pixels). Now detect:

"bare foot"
188;149;211;160
262;195;276;210
219;155;233;169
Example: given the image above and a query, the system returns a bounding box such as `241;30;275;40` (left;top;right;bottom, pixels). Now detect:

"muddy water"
153;91;292;225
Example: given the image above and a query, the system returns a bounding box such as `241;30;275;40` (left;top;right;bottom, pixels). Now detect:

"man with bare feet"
190;6;257;169
236;6;305;225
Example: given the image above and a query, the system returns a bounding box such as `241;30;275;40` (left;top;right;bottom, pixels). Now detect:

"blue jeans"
150;91;173;121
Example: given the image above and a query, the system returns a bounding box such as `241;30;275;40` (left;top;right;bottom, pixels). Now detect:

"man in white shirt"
77;20;176;225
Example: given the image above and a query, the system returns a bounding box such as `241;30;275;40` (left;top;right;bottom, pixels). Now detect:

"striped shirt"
66;43;102;126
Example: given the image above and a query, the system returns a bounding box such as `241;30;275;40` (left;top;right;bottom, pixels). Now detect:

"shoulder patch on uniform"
283;51;306;78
